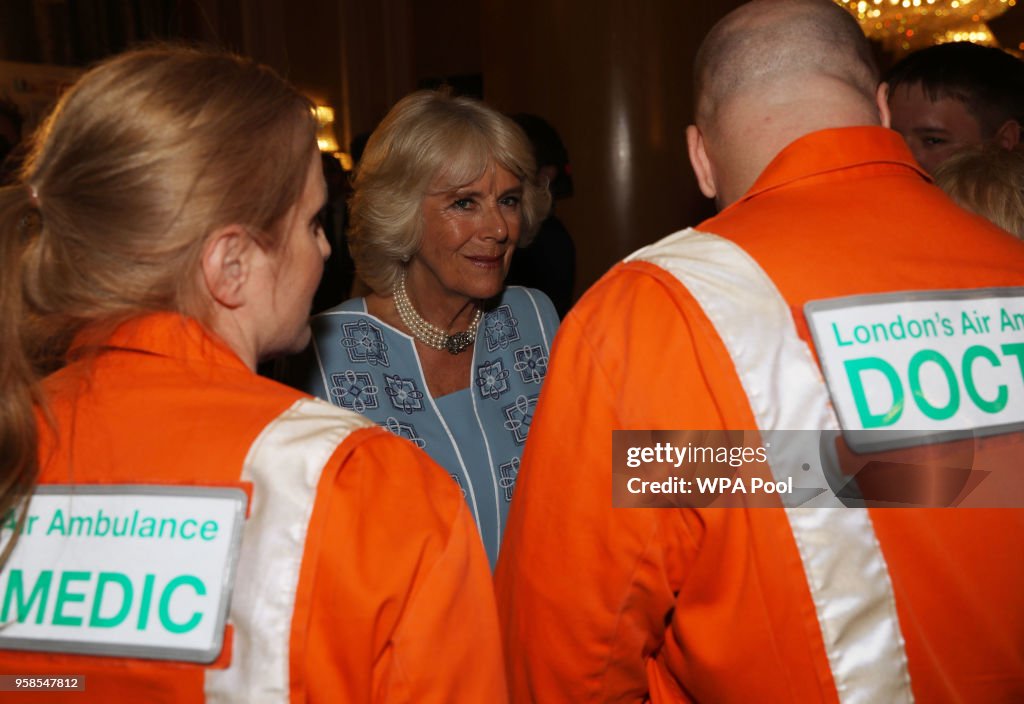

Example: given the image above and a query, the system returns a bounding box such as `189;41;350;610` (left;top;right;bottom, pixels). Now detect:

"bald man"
496;1;1024;702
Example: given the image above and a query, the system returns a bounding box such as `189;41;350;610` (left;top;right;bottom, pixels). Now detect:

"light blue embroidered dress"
303;286;560;566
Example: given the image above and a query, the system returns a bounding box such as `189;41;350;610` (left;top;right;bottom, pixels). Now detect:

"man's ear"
993;119;1021;150
876;82;892;129
686;124;718;200
201;225;252;309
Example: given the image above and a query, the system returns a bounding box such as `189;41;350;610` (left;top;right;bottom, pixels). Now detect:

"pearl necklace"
394;271;482;355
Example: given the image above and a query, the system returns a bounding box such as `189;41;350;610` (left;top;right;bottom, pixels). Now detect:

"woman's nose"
482;202;510;241
319;230;332;260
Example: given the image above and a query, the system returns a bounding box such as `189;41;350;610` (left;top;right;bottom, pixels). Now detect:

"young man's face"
888;82;985;174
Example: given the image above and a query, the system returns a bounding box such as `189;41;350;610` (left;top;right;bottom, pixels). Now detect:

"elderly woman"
301;91;559;565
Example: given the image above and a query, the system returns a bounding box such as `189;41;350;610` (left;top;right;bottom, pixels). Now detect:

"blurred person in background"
885;41;1024;173
506;112;576;318
933;144;1024;239
310;152;355;313
0;98;24;185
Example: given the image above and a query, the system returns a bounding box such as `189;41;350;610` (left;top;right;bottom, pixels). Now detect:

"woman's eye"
499;195;521;208
452;198;474;210
922;137;947;147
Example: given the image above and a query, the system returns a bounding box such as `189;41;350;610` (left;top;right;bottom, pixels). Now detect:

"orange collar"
68;312;249;372
735;126;929;208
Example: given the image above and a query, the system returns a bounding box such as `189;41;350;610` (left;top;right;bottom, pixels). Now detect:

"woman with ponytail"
0;47;504;702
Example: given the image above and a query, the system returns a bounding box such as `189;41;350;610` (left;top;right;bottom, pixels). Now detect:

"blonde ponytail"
0;186;45;561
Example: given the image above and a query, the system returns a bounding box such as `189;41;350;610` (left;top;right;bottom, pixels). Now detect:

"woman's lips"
466;254;505;268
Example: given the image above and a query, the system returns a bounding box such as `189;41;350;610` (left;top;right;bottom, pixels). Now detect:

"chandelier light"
834;0;1015;53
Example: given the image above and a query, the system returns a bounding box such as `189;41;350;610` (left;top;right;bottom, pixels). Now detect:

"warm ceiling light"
834;0;1013;53
313;104;340;153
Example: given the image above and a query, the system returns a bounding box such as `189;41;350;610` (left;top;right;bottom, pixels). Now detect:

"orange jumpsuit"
0;313;505;703
496;127;1024;702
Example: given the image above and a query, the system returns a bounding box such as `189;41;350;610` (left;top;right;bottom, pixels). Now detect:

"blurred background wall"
2;0;1022;300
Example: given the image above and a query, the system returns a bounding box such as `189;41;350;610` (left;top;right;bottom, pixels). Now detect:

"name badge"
0;485;247;663
805;288;1024;452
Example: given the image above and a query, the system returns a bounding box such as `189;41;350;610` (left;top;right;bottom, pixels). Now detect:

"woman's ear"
686;125;718;200
201;225;252;309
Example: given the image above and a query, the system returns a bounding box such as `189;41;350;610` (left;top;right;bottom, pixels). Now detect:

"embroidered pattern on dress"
513;345;548;384
475;359;511;400
498;457;520;502
340;319;390;366
328;370;379;412
502;394;539;445
382;416;426;449
484;305;521;352
448;473;467;498
384;374;424;414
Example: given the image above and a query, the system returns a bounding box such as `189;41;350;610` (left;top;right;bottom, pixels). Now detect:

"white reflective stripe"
629;229;839;501
204;397;373;703
629;228;914;704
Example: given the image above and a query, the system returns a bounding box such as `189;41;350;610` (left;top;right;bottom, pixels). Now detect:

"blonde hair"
0;46;316;560
348;90;551;295
934;145;1024;239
